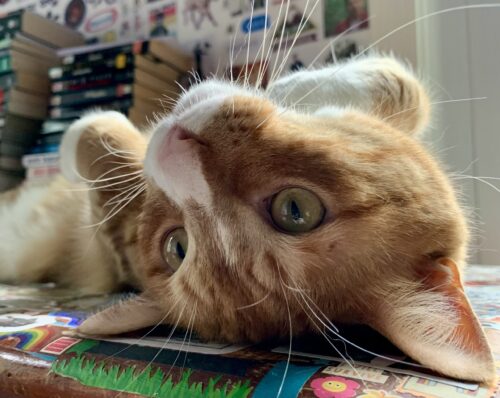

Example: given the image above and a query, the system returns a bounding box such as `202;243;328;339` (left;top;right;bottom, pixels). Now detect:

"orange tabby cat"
0;55;494;383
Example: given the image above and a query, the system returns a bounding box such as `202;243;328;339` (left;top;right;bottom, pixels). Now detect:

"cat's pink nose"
151;123;212;206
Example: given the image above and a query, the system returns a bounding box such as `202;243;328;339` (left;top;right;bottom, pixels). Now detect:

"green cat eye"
162;228;188;271
270;188;325;234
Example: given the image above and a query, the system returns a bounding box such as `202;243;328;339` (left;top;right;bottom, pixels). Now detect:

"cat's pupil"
290;200;301;221
176;242;186;259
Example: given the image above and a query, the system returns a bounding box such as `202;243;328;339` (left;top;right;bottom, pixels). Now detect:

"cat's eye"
270;188;325;234
162;228;188;271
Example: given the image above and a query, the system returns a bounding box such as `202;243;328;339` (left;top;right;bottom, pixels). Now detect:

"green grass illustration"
52;355;253;398
65;339;99;356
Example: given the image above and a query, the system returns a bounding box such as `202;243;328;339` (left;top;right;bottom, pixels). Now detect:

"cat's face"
64;56;494;383
140;79;466;340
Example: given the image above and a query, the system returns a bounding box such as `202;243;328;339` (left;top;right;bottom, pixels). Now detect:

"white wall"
369;0;417;65
416;0;500;265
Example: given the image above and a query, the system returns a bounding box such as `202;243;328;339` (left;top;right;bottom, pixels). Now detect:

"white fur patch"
145;81;243;207
180;95;229;135
60;111;131;183
173;80;247;116
215;219;238;266
313;106;349;118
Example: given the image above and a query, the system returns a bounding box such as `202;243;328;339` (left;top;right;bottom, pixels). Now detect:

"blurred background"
1;0;499;265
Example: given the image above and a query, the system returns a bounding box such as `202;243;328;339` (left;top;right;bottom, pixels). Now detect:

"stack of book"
0;10;84;190
41;38;193;152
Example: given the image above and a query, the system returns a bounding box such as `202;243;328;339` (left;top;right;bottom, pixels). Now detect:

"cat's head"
61;56;494;383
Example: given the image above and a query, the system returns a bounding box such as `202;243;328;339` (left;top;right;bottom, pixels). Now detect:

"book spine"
21;153;59;168
61;41;149;65
49;57;134;81
26;165;60;180
51;70;134;93
0;38;12;50
50;84;133;107
0;72;14;88
38;132;64;145
0;55;11;74
28;144;60;154
0;89;10;105
0;142;25;157
0;12;22;41
50;98;133;119
42;120;72;134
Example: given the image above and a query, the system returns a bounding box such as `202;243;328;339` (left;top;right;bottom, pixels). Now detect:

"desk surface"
0;265;497;398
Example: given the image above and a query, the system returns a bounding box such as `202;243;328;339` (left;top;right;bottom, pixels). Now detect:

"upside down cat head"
60;56;494;383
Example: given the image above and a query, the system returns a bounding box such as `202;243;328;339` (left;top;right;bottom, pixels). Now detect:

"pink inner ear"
422;258;486;353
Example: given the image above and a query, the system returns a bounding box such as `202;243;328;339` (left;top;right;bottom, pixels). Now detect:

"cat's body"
0;55;494;383
0;177;141;293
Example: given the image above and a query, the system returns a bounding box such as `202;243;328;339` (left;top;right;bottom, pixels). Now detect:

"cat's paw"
59;111;144;184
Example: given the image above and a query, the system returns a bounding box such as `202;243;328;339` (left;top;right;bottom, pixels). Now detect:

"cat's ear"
368;258;495;383
76;294;164;335
60;110;147;186
267;56;430;136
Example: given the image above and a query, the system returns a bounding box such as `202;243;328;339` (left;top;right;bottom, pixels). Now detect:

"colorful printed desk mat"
0;266;498;398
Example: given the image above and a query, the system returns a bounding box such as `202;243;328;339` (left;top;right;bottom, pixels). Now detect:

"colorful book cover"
21;152;59;168
51;70;134;94
0;266;497;397
49;57;134;81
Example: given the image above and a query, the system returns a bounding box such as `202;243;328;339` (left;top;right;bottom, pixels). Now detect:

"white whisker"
383;97;487;122
286;4;500;109
294;293;367;388
297;286;427;368
272;0;321;84
307;15;375;68
243;0;257;87
84;184;145;229
114;304;187;398
453;176;500;193
236;292;270;310
267;0;292;86
163;303;197;381
101;297;181;362
277;271;292;398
